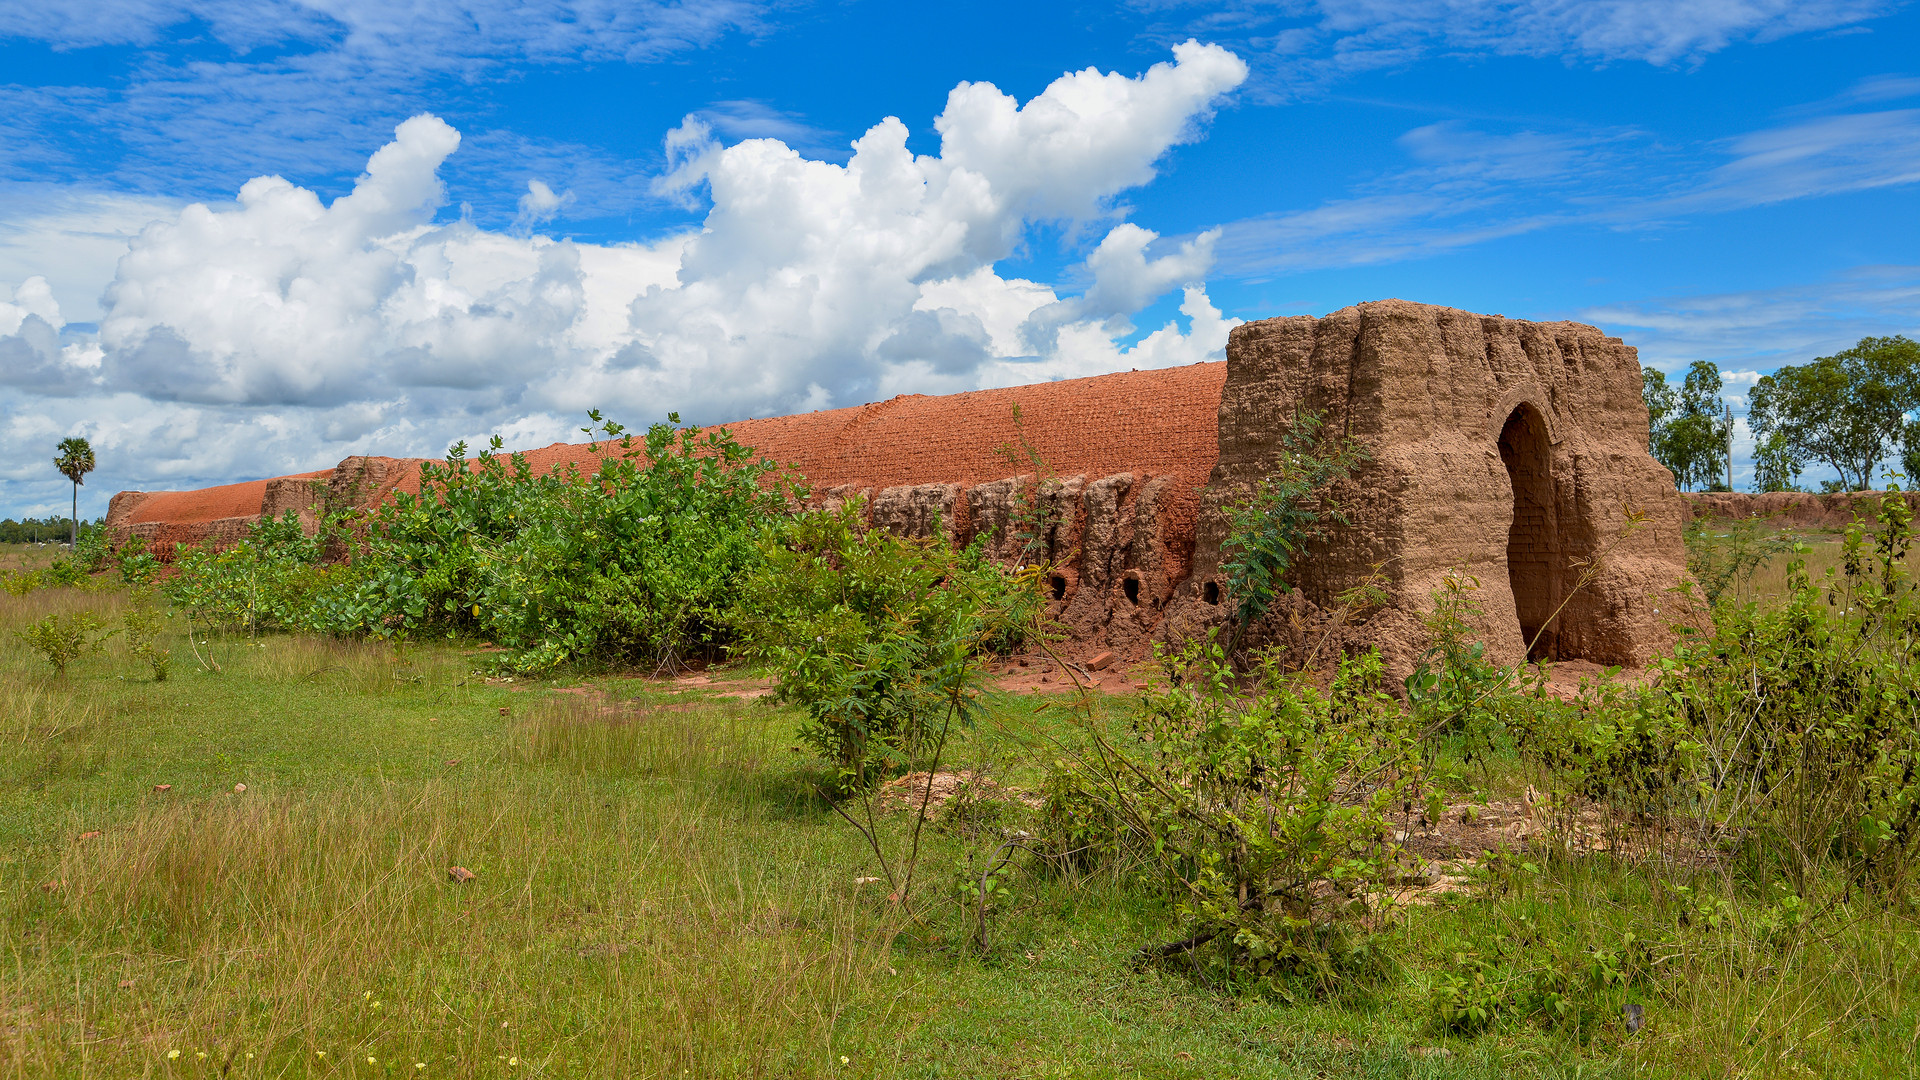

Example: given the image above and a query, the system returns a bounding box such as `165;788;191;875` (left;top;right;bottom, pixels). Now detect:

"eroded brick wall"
105;364;1229;655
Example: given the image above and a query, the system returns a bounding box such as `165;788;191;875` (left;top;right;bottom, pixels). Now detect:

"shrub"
1514;486;1920;890
159;413;793;674
1217;410;1366;650
1053;635;1418;996
1682;514;1792;607
162;511;331;637
115;534;162;585
734;500;1042;788
123;593;172;681
311;414;792;672
15;611;116;675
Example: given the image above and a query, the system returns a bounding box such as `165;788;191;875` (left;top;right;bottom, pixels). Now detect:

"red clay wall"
1686;490;1920;530
104;363;1228;652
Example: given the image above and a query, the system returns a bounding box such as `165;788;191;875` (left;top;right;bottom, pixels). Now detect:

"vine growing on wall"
1217;410;1367;651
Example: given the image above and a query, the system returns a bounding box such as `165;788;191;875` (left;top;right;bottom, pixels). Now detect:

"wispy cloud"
696;101;843;157
1138;0;1906;97
0;1;772;208
1583;264;1920;373
1213;88;1920;277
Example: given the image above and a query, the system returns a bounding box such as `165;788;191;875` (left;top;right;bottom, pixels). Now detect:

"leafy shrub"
42;557;91;588
734;500;1042;788
1431;928;1651;1038
1404;570;1513;739
159;413;793;674
1682;514;1792;607
1054;635;1418;996
122;594;172;681
72;522;115;573
114;535;162;585
318;414;790;671
162;511;331;636
1515;486;1920;890
1217;410;1366;646
15;611;116;675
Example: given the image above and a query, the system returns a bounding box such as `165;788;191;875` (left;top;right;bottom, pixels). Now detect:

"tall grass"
0;614;903;1077
10;776;887;1076
8;572;1920;1078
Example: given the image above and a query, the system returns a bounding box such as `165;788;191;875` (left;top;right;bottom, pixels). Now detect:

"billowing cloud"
0;43;1248;516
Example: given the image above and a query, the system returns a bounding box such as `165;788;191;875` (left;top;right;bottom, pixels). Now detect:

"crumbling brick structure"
1160;299;1697;673
107;300;1696;668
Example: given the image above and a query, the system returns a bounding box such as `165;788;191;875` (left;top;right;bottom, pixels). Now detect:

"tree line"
0;517;98;544
1645;335;1920;493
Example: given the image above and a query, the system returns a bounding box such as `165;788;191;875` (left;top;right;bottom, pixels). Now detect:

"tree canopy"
1748;336;1920;493
1643;360;1730;491
54;437;94;488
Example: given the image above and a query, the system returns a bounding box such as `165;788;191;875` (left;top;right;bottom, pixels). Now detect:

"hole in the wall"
1202;580;1220;605
1499;403;1559;661
1049;575;1067;601
1123;577;1141;605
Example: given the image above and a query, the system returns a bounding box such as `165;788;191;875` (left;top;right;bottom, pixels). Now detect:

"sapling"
15;611;116;675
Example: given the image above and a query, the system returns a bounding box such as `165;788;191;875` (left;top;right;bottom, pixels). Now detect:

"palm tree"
54;437;95;549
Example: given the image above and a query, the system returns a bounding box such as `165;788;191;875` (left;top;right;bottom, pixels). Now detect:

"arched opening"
1498;404;1559;660
1202;580;1220;605
1123;577;1141;605
1049;575;1067;601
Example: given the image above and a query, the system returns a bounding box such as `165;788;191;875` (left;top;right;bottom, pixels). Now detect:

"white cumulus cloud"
0;43;1249;516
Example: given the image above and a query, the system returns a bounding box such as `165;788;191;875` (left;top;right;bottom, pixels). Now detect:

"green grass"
4;584;1918;1078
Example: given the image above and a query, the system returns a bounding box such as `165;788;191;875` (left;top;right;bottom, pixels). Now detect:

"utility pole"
1725;401;1735;492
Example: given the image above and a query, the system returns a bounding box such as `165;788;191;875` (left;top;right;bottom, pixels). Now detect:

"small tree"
1754;431;1806;493
53;437;95;549
1645;362;1730;491
1749;336;1920;492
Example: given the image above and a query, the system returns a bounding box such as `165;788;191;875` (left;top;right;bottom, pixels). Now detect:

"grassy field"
1;543;63;575
4;582;1918;1078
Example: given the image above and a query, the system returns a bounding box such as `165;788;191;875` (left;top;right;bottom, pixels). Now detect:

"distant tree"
1645;361;1730;491
53;437;95;549
1753;431;1806;493
1643;368;1677;453
1749;336;1920;493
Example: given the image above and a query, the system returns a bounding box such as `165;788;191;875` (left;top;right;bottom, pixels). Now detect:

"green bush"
122;593;172;681
733;500;1042;788
1217;410;1365;650
14;611;116;675
158;413;794;674
162;511;332;636
317;414;790;672
114;534;162;585
1053;635;1418;997
1514;486;1920;891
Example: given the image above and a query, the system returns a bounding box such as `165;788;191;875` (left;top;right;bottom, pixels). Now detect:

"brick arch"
1490;385;1559;446
1498;401;1561;659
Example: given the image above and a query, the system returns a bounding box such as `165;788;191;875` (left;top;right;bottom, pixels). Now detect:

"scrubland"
4;546;1919;1079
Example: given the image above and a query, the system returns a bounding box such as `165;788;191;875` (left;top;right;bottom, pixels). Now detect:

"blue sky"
2;0;1917;517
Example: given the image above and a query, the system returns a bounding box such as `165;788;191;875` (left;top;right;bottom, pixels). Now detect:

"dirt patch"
878;771;1042;815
